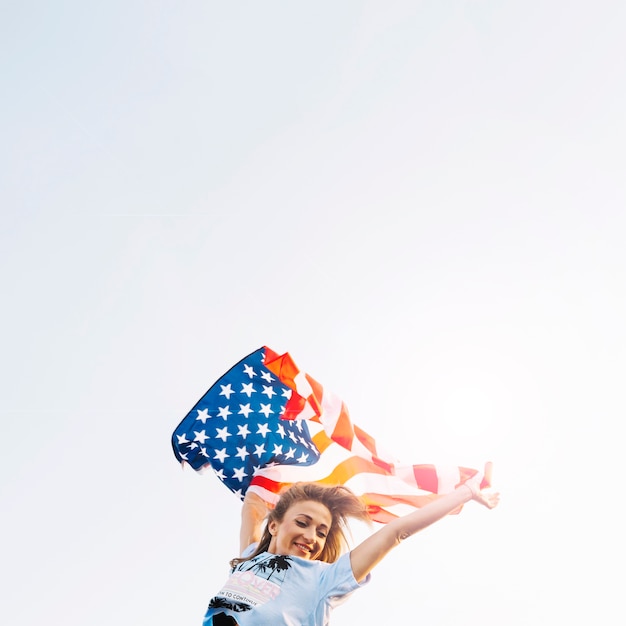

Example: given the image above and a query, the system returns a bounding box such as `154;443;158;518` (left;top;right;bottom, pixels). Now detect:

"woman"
204;468;499;626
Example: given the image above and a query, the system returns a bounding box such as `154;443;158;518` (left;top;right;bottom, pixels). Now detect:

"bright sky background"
2;1;625;625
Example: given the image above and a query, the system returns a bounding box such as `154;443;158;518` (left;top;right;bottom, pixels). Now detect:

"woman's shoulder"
241;543;259;558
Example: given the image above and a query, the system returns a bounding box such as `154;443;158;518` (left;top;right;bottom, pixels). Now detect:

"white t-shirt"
203;548;369;626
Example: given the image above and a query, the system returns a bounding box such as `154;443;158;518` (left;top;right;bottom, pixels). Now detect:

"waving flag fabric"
172;346;486;523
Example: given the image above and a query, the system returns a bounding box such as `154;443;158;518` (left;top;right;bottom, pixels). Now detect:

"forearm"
239;491;269;554
391;485;473;541
350;485;473;582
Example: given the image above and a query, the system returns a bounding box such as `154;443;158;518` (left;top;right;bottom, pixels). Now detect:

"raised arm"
349;467;500;583
239;491;270;555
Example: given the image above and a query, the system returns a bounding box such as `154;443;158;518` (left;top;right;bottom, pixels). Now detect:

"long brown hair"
231;483;370;567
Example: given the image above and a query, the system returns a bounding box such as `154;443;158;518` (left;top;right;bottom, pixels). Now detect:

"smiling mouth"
294;543;312;555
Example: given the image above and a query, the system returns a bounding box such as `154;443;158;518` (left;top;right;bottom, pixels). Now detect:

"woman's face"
268;500;332;560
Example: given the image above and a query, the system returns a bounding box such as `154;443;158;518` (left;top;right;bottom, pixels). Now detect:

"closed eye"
296;520;326;538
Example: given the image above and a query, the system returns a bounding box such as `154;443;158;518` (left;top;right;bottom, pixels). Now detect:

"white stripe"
247;484;280;506
294;404;318;421
293;371;313;397
394;464;418;487
436;465;461;493
343;472;431;497
318;388;344;436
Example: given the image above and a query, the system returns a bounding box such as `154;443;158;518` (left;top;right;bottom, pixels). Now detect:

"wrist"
463;481;478;500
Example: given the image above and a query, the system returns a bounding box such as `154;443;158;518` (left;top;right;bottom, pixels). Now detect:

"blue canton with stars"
172;347;320;499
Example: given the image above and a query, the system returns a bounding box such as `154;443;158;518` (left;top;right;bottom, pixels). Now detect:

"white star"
240;382;256;397
243;364;257;379
217;406;232;420
214;468;225;479
232;467;248;482
261;385;276;398
232;488;243;499
284;447;296;459
238;403;253;418
275;423;285;438
252;464;262;474
237;424;251;439
298;435;308;446
253;443;266;457
195;409;210;423
219;383;235;399
259;403;273;418
281;388;292;399
235;446;249;461
176;434;190;445
194;430;208;444
288;431;298;443
256;423;270;438
179;452;188;460
189;442;198;450
272;444;283;456
297;452;309;463
214;448;229;463
260;370;274;382
200;447;209;458
296;420;303;431
216;426;231;442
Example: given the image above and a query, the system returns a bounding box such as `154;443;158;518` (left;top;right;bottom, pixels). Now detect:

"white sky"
2;1;625;624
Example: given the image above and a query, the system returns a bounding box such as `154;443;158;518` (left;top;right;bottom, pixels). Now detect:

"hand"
472;488;500;509
464;462;500;510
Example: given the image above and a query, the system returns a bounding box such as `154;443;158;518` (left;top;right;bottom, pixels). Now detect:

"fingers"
481;461;493;489
483;491;500;509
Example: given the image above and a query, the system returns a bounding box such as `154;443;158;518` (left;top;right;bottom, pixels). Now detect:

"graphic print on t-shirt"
209;554;293;613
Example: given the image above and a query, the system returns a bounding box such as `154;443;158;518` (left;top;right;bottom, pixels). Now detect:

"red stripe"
303;373;323;420
371;456;393;473
354;424;378;456
282;394;306;421
456;466;483;488
250;474;286;495
330;406;354;450
264;348;308;420
264;348;300;389
412;465;439;492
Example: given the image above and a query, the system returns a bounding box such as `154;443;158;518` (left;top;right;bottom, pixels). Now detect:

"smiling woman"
233;483;370;567
203;477;499;626
269;500;332;560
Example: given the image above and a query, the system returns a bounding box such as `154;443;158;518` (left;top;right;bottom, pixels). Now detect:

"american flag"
172;346;486;523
